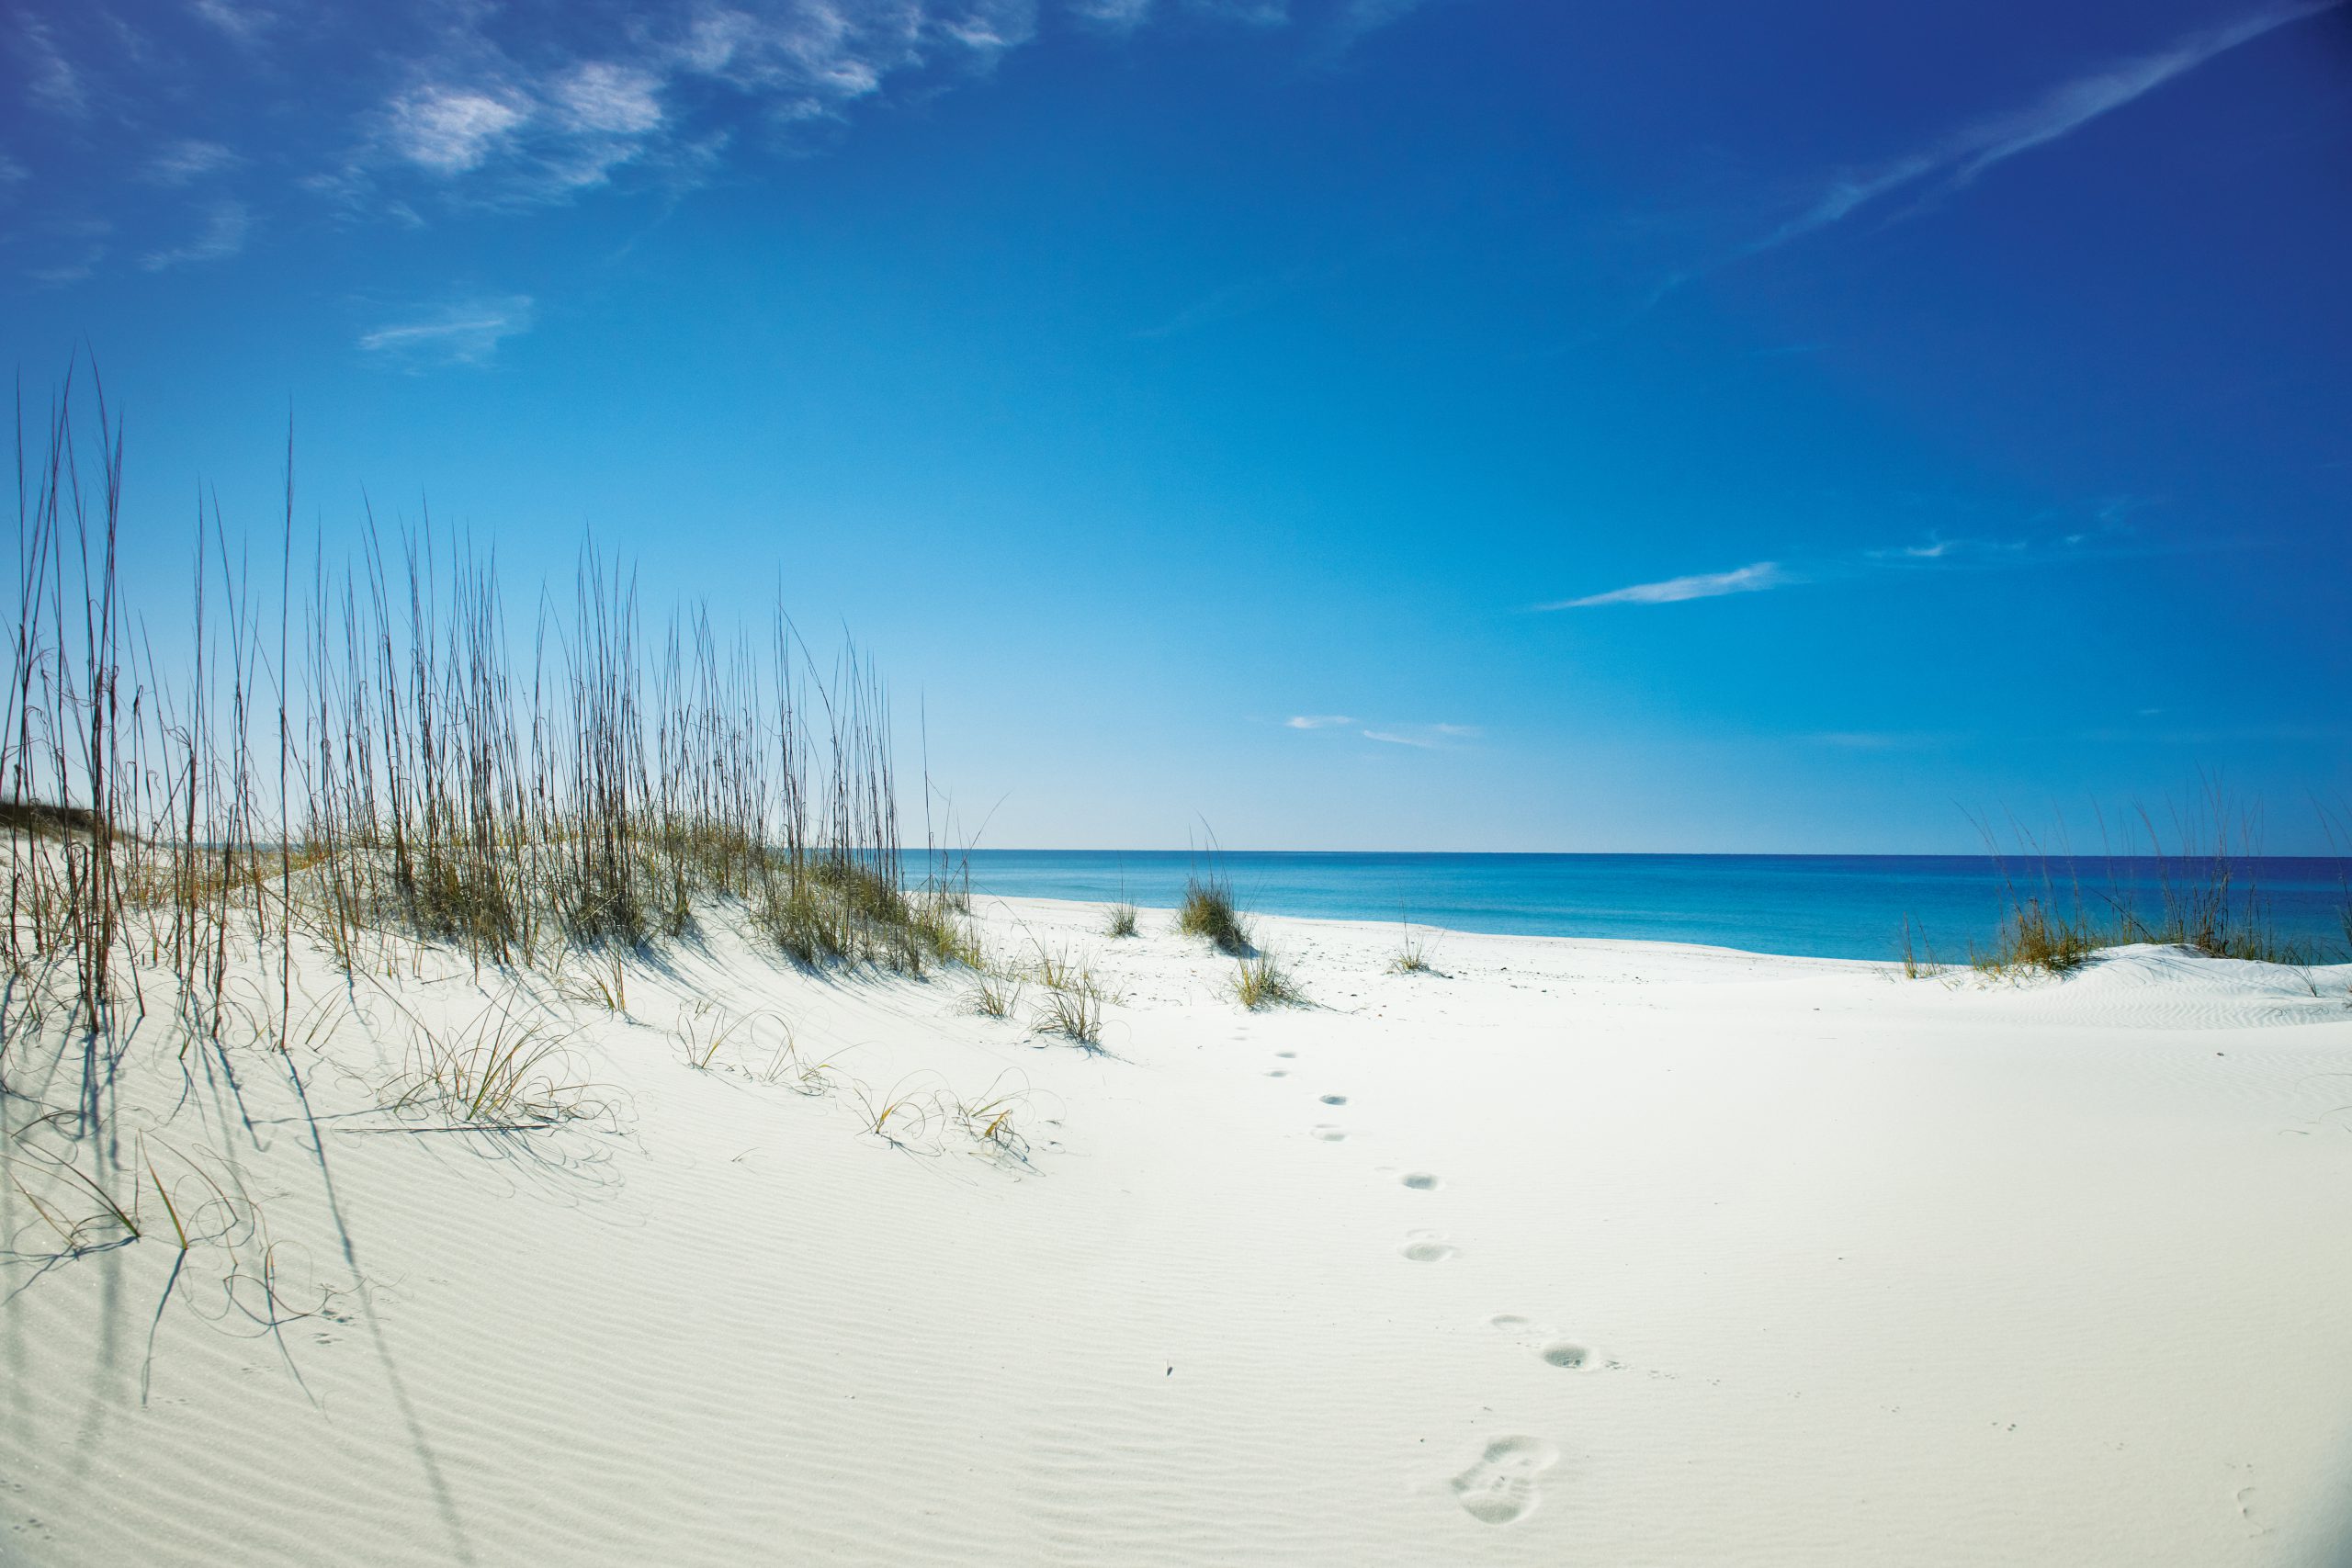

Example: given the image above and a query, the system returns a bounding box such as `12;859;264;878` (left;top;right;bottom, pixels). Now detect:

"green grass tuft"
1178;874;1252;955
1232;953;1306;1010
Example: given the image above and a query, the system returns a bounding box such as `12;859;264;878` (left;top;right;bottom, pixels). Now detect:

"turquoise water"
934;851;2352;963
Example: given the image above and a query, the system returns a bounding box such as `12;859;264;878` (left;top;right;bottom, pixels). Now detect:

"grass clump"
1973;899;2098;977
972;968;1023;1020
1232;953;1306;1010
1020;939;1120;1044
389;992;593;1130
1104;900;1139;939
1967;792;2332;977
1896;916;1946;980
1032;986;1104;1047
1390;917;1432;975
1178;873;1252;955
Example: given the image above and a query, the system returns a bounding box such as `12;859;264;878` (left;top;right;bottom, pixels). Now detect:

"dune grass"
1390;916;1432;975
0;367;970;1286
389;991;594;1130
972;967;1023;1020
1032;985;1105;1047
1105;900;1139;938
1962;797;2331;977
1232;953;1306;1010
1178;871;1252;955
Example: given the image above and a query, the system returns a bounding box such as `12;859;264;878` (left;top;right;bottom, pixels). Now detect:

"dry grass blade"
675;1000;792;1073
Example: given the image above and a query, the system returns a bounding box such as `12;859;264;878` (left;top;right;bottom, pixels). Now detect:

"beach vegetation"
1968;794;2328;976
973;967;1023;1020
1232;953;1306;1010
1391;918;1433;975
0;368;982;1309
1105;900;1139;938
1032;985;1104;1048
1179;872;1253;955
1897;916;1946;980
387;990;596;1130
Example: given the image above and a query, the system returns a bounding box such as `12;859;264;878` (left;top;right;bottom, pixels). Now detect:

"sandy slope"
6;896;2352;1567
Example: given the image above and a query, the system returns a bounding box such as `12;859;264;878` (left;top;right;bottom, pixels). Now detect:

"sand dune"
6;896;2352;1566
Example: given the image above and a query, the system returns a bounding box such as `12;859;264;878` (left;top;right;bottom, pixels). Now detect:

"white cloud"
556;62;664;135
1543;519;2150;614
19;17;87;117
148;140;238;185
357;295;537;368
192;0;276;41
1745;1;2343;262
1284;714;1355;729
387;86;529;174
29;250;105;286
1544;560;1792;609
1323;0;1431;55
1067;0;1154;28
1360;722;1476;748
141;201;250;270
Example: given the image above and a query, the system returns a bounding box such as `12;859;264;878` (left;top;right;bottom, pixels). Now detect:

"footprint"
1401;1231;1456;1263
1311;1124;1347;1142
1266;1069;1289;1077
1401;1172;1441;1190
1488;1314;1532;1331
1275;1051;1295;1059
1450;1436;1558;1525
1540;1342;1593;1370
1319;1094;1348;1106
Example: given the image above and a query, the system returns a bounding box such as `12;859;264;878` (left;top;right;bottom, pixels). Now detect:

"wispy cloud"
17;17;88;118
1543;560;1792;609
1067;0;1155;28
140;202;249;270
1543;517;2158;610
357;295;537;369
1285;713;1477;747
1136;268;1312;339
17;0;1419;277
191;0;277;42
554;62;665;136
1807;730;1963;750
1319;0;1434;57
147;140;239;186
23;216;110;286
1652;0;2346;301
1361;721;1478;748
384;87;532;175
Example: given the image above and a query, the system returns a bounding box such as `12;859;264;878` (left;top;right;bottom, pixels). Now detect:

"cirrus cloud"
1543;560;1792;609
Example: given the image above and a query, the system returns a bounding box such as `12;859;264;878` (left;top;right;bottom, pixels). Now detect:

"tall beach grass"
1;372;964;1264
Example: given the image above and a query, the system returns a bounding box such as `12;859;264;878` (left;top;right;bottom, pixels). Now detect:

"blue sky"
5;0;2349;852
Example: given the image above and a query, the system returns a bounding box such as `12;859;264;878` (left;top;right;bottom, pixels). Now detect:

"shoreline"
944;852;2352;965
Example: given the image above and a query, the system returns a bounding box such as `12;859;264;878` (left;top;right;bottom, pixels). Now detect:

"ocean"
933;850;2352;963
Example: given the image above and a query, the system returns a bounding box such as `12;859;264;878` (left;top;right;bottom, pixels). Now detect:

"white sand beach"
6;894;2352;1566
